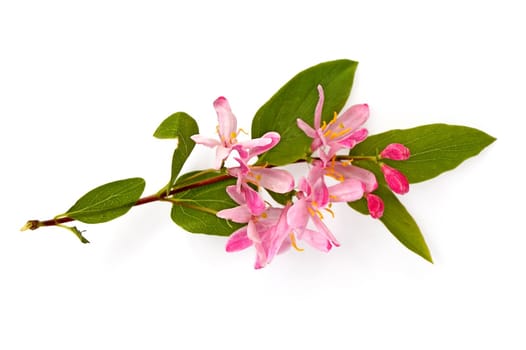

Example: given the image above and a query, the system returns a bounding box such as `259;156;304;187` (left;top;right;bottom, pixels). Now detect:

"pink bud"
380;164;409;194
366;193;384;219
380;143;410;160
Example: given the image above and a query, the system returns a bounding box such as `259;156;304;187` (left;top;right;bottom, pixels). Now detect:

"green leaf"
154;112;199;188
64;178;146;224
170;171;243;236
350;124;496;183
348;169;433;262
252;59;358;165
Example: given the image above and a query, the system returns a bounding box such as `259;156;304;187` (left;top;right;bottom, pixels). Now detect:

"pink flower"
381;164;409;194
218;186;284;269
380;143;411;160
323;161;384;218
191;96;274;169
296;85;369;165
286;163;364;249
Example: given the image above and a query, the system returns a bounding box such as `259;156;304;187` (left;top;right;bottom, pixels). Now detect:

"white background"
1;1;524;349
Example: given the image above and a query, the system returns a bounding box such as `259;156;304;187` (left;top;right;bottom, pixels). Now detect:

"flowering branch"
21;59;495;269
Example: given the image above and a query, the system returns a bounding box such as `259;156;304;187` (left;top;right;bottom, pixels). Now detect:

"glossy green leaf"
350;124;496;183
64;178;146;224
348;164;432;262
170;171;243;236
154;112;199;188
252;59;358;165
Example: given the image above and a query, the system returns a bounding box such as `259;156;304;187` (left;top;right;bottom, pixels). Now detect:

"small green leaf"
348;175;433;262
154;112;199;188
64;178;146;224
252;59;358;165
350;124;496;183
170;171;243;236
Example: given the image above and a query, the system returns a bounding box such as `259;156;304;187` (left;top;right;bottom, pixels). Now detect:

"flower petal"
337;103;369;132
246;132;280;159
243;184;265;216
334;164;378;193
297;118;317;138
314;85;325;129
214;96;237;144
225;185;246;205
216;205;251;223
225;226;251;252
311;214;340;247
287;198;309;230
214;145;231;169
248;168;295;193
337;128;368;148
328;179;364;202
190;134;221;148
297;228;332;252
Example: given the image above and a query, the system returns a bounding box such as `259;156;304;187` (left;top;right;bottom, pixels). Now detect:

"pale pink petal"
225;185;246;205
287;198;309;230
243;185;265;216
260;207;283;224
297;229;332;252
190;134;221;148
381;164;409;194
311;176;329;208
337;128;368;147
366;193;384;219
267;205;292;261
216;205;251;223
247;219;261;243
310;137;323;152
334;164;378;193
328;179;365;202
248;220;269;269
336;103;369;132
314;85;325;129
214;145;231;169
246;132;280;158
380;143;411;160
249;168;295;193
214;96;237;143
297;118;317;138
225;227;251;252
311;214;340;247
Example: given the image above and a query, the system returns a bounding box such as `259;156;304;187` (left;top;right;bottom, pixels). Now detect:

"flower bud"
380;164;409;194
380;143;410;160
366;193;384;219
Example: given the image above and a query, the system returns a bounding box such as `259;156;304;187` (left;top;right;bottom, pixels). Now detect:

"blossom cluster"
191;85;411;269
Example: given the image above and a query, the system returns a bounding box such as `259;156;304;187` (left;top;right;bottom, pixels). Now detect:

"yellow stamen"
237;128;248;135
324;207;335;218
321;120;328;130
332;111;338;122
289;233;304;252
260;212;268;219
